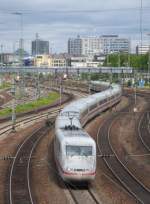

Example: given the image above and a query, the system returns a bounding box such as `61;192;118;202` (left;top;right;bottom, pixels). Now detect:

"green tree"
103;53;148;71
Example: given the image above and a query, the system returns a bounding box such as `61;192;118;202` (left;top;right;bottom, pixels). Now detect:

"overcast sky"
0;0;150;53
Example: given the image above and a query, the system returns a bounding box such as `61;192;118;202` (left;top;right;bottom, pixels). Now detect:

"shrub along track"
0;93;72;123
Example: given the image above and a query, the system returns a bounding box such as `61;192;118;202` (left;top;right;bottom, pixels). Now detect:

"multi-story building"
82;37;101;56
0;53;14;65
51;54;67;67
69;55;105;68
0;53;20;65
68;35;130;57
32;38;49;56
33;54;67;67
136;45;150;55
68;35;82;56
100;35;130;54
68;36;101;56
34;55;52;67
69;56;87;67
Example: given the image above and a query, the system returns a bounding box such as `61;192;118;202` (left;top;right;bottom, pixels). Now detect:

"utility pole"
59;77;62;112
19;38;25;97
107;53;111;83
134;0;143;112
107;53;109;67
128;39;131;83
35;33;40;99
88;69;91;94
11;77;16;132
147;33;150;88
148;45;150;88
133;68;137;111
118;50;121;83
0;44;3;67
12;12;25;98
0;44;3;86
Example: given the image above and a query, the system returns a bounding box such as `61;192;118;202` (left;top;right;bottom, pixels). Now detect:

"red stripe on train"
55;156;95;176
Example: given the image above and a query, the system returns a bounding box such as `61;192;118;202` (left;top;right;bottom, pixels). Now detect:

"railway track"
0;86;88;125
7;119;54;204
0;88;88;136
136;91;150;152
53;172;101;204
138;110;150;152
66;185;101;204
5;86;149;204
4;88;88;204
47;135;101;204
0;107;59;136
97;95;150;204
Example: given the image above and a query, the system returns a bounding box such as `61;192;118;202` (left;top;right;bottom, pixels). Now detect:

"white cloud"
0;0;149;53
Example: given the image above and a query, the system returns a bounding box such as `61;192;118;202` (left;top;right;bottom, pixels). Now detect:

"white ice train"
54;82;122;181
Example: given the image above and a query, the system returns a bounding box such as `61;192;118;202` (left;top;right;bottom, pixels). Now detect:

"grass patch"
0;82;11;90
0;91;60;117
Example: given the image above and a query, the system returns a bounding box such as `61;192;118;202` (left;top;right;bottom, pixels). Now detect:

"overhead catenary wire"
0;6;149;14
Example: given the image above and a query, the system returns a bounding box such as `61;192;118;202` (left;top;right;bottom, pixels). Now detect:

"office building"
68;35;130;57
82;37;101;56
34;54;67;67
100;35;130;54
68;35;82;56
68;36;101;56
32;36;49;56
136;45;149;55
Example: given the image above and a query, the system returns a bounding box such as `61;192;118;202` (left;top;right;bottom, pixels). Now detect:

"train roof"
61;84;121;115
55;115;81;129
56;128;95;145
90;80;110;87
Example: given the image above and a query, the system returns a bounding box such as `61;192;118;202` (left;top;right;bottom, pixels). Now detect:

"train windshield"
66;145;92;156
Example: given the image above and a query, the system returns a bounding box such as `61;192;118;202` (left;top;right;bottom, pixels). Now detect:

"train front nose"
64;157;96;181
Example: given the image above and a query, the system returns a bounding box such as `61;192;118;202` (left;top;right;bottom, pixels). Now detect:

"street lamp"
12;12;25;97
11;12;23;65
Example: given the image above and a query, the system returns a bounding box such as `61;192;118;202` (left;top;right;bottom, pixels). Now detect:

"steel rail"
9;123;52;204
138;110;150;152
97;96;150;204
0;108;59;136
